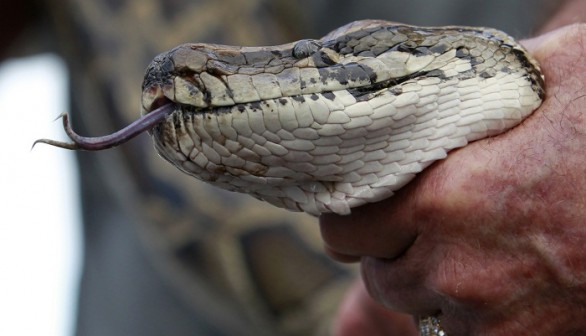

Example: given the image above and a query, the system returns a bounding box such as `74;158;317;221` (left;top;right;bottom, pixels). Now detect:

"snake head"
140;21;545;216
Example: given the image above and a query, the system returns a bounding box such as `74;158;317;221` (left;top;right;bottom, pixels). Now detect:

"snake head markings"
34;20;545;215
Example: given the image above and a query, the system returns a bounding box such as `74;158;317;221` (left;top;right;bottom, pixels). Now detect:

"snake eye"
293;39;322;59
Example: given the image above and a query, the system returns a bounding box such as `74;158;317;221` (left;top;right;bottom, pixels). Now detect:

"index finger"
319;178;422;261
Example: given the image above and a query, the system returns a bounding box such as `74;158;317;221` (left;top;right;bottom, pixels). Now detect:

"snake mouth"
148;96;175;114
141;80;177;114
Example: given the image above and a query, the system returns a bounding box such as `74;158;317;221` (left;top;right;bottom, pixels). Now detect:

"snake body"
141;20;544;216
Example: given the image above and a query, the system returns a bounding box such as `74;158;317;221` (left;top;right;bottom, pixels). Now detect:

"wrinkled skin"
320;24;586;336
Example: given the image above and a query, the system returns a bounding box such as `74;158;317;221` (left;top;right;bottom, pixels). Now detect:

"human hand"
320;24;586;335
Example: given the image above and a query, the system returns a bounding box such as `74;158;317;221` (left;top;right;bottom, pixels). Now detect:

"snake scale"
38;18;544;334
39;20;544;216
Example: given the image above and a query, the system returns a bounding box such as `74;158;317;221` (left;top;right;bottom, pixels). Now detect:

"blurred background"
0;54;79;336
0;1;551;335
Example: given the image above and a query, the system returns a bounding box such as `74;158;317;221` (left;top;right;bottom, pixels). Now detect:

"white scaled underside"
159;68;541;216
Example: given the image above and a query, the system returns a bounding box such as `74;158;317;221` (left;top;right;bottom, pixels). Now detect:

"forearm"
539;0;586;33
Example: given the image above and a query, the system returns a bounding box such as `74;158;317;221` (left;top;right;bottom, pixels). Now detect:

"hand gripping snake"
36;20;544;334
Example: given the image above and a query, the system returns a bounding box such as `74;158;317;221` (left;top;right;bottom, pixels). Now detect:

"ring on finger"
418;315;447;336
